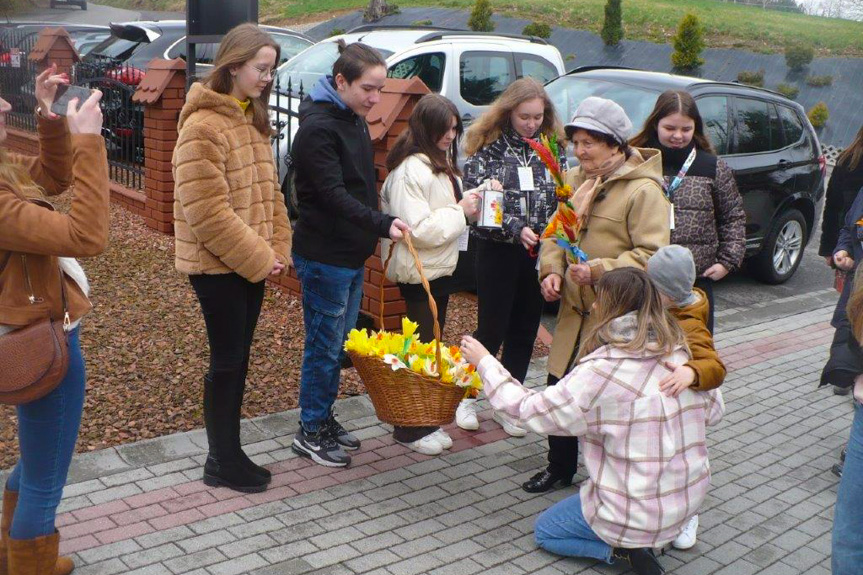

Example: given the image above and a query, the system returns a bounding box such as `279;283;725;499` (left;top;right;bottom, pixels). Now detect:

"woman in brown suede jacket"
0;65;108;575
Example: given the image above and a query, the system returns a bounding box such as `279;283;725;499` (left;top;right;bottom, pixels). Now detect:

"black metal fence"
269;77;304;217
0;27;39;132
73;56;145;189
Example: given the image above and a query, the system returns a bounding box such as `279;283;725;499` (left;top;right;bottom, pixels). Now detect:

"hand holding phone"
65;90;104;136
51;84;94;117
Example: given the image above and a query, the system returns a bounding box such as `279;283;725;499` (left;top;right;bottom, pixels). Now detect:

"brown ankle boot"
8;531;60;575
1;492;73;575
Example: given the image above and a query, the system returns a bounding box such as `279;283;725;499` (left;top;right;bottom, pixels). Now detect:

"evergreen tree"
468;0;495;32
671;13;705;70
601;0;623;46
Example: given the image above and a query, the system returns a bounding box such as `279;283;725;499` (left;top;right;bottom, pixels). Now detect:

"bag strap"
381;235;442;379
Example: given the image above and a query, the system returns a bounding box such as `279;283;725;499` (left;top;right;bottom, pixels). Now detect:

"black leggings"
189;273;265;456
546;373;579;478
392;283;450;443
474;239;544;383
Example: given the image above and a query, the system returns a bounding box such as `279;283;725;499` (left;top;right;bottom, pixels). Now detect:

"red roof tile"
131;58;186;105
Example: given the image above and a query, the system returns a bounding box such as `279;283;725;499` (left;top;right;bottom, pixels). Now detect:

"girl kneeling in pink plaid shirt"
460;267;725;575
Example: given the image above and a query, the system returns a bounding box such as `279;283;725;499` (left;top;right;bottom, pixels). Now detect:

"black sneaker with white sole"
292;425;351;467
323;411;361;451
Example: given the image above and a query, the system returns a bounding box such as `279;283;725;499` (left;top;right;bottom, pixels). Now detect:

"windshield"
276;41;394;93
545;76;661;134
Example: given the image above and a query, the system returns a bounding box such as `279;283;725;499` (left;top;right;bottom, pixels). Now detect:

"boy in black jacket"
291;41;409;467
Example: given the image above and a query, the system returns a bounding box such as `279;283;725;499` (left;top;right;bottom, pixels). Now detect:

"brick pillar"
28;28;80;76
132;59;187;235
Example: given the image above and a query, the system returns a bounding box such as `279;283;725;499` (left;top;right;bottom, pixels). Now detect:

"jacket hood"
581;311;685;362
310;75;348;110
178;83;247;131
604;147;663;187
675;288;708;322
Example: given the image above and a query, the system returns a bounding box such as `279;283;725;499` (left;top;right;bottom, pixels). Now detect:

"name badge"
458;229;470;252
517;166;535;191
669;204;676;231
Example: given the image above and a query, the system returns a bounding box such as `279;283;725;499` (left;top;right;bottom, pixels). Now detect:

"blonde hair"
206;23;280;136
0;148;43;200
463;77;564;157
578;267;686;361
837;125;863;172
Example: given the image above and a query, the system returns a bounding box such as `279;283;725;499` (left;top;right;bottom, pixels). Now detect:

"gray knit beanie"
647;245;696;306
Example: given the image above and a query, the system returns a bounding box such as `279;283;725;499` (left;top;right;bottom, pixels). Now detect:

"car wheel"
749;208;807;284
282;167;299;220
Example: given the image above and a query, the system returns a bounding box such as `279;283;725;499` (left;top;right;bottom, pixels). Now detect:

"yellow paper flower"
402;317;419;338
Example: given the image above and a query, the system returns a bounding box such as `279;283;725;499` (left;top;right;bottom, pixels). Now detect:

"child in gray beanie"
647;244;726;551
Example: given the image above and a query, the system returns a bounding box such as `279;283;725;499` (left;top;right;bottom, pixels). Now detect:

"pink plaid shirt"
479;341;724;549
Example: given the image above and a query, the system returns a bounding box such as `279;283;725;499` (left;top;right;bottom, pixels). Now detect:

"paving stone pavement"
3;304;851;575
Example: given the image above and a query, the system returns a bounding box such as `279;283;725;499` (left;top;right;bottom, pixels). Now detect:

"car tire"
749;208;807;285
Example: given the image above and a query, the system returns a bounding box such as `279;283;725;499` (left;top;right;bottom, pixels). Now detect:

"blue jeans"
293;253;364;432
833;400;863;575
535;493;613;563
6;328;86;539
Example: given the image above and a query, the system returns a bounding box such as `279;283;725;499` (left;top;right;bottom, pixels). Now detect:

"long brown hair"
630;90;715;154
386;94;462;176
463;77;565;157
837;125;863;171
578;267;686;361
848;265;863;343
206;23;280;136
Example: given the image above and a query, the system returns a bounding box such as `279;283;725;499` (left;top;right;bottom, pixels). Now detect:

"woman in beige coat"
524;96;670;494
381;94;488;455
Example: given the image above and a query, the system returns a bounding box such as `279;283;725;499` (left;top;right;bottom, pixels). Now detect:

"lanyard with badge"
662;148;696;230
504;139;537;220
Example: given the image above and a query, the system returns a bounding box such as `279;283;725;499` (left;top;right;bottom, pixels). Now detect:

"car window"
460;51;514;106
777;105;804;146
271;34;313;64
516;54;558;84
166;40;216;64
734;97;782;154
696;96;730;155
387;52;445;93
545;77;659;131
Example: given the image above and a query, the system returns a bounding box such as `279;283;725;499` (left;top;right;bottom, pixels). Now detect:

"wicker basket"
348;235;465;426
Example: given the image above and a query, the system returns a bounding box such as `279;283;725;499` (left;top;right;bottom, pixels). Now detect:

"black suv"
545;67;826;284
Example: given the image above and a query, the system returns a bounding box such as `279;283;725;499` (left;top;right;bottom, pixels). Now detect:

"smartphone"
50;84;93;117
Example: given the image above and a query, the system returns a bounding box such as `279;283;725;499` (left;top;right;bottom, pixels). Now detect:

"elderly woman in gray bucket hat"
524;97;671;494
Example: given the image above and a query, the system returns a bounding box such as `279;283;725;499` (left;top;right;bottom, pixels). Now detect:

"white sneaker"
397;434;443;456
672;514;699;550
493;411;527;437
456;398;479;430
430;429;453;450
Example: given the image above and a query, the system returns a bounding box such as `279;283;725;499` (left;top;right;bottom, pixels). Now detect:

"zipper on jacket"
20;255;43;304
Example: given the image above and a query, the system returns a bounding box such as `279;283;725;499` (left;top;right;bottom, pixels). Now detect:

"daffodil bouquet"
344;318;481;391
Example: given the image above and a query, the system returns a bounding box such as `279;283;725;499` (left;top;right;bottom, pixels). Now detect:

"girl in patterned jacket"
459;78;567;437
461;267;724;575
631;90;745;333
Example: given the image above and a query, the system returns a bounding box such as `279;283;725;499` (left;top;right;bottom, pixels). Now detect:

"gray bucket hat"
564;96;633;145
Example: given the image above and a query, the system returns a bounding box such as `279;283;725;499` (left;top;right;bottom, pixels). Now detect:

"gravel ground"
0;199;549;468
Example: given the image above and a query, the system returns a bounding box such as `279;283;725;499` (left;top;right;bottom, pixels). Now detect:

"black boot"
232;361;272;482
203;374;268;493
612;548;665;575
522;468;574;493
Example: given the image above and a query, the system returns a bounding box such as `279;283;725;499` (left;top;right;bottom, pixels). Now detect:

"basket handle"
381;234;443;380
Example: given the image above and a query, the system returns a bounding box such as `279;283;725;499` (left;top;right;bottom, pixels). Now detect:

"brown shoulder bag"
0;251;71;405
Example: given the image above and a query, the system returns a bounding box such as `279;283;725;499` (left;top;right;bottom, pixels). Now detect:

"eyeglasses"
247;64;277;81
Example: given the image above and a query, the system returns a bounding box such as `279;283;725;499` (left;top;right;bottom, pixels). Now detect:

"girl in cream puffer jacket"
379;94;491;454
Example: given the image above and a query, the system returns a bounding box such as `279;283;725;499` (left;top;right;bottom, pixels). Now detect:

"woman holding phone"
0;66;109;574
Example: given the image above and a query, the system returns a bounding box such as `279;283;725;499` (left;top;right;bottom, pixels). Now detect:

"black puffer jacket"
653;140;746;275
819;162;863;257
291;77;394;269
463;128;567;244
